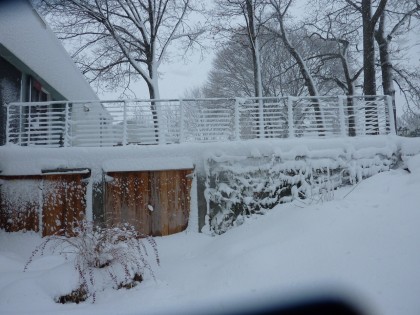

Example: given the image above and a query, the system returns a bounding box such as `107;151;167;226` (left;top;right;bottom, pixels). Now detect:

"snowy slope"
1;153;420;315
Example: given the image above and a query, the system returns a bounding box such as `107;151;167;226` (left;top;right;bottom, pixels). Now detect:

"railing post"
5;104;10;145
179;99;185;143
338;96;347;137
287;96;295;138
258;97;264;138
28;105;32;146
63;102;70;147
234;98;241;141
122;101;127;146
18;105;22;145
156;101;166;145
386;95;396;135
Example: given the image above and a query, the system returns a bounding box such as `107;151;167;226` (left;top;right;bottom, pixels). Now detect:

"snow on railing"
5;95;395;147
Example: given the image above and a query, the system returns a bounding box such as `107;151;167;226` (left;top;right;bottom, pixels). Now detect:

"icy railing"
5;95;395;147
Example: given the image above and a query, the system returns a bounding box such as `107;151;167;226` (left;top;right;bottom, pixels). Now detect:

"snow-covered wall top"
102;158;194;172
0;0;98;101
1;136;419;180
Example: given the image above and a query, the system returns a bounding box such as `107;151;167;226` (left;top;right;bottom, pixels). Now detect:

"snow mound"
406;154;420;173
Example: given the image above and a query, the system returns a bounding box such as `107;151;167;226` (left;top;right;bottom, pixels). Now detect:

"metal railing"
5;95;396;147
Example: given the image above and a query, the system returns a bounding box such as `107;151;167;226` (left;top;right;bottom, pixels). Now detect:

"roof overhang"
0;44;66;101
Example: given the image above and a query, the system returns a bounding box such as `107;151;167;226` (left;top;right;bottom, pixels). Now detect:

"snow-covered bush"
206;156;336;234
205;149;395;235
24;221;159;303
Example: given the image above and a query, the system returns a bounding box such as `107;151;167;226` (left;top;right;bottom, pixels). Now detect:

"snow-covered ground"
1;153;420;315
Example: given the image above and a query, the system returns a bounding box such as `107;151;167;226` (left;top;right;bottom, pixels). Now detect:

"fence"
5;95;396;147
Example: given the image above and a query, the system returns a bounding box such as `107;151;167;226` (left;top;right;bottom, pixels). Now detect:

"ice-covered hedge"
204;144;398;235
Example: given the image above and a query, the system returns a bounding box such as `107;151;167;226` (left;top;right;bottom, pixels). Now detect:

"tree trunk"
339;42;356;136
147;60;162;143
361;0;388;134
245;0;262;99
277;16;324;135
344;76;356;136
362;0;377;96
245;0;264;138
375;13;397;132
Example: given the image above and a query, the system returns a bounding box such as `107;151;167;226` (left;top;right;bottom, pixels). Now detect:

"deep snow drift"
1;153;420;315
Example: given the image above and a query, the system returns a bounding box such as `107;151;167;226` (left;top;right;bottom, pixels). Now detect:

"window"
27;76;49;102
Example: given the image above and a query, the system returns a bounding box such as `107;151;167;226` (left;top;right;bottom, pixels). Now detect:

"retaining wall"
1;136;419;236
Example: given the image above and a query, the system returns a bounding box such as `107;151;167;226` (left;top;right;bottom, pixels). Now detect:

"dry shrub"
24;221;159;303
56;286;88;304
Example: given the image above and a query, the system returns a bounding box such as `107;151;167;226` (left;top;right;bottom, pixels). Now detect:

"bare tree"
310;37;363;135
306;3;363;135
315;0;386;133
38;0;204;100
343;0;388;96
203;31;308;98
398;108;420;135
309;0;419;134
210;0;270;137
261;31;307;97
203;35;255;98
374;0;420;129
345;0;389;134
264;0;325;134
393;65;420;114
211;0;265;99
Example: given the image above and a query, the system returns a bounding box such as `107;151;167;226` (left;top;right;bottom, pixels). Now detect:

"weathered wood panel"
136;171;152;234
0;171;89;236
165;170;192;234
42;173;88;237
105;169;193;236
0;177;41;233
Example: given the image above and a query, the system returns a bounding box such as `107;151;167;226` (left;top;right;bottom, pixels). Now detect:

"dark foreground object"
232;298;365;315
178;296;368;315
